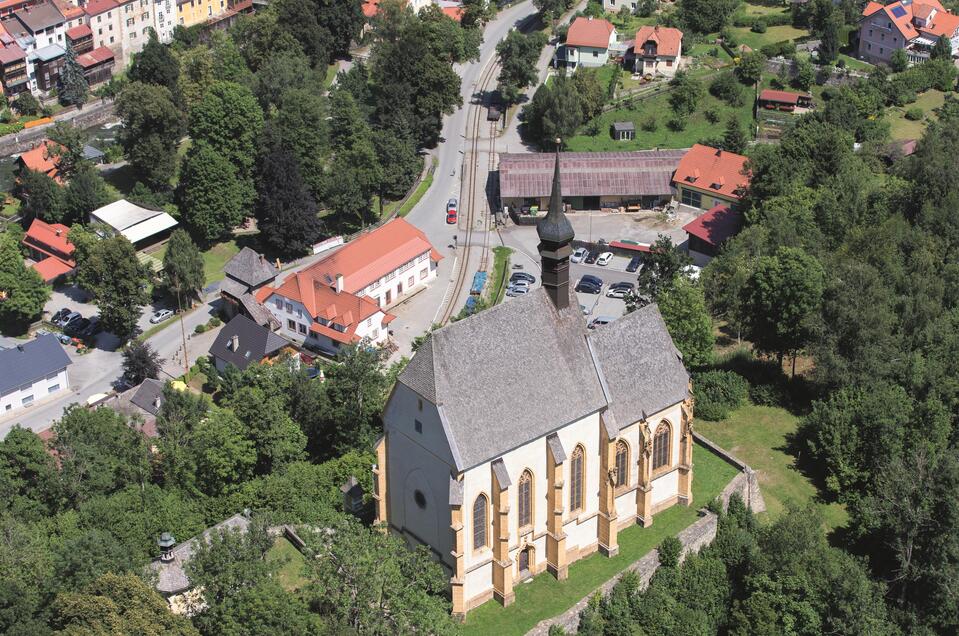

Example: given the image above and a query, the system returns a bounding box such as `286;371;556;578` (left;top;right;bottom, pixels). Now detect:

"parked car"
585;251;599;264
596;252;613;266
606;282;635;299
588;315;616;329
150;309;174;324
626;256;643;273
510;272;535;285
580;274;603;287
446;199;457;224
81;317;101;337
66;318;91;336
506;285;531;297
575;280;602;294
63;313;84;329
57;333;72;345
571;247;588;263
51;308;70;324
57;311;80;327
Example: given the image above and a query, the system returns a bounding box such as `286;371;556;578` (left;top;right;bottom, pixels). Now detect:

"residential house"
16;139;61;181
153;0;174;42
83;0;121;60
0;26;29;96
111;377;165;437
0;334;72;414
65;22;93;53
117;0;153;62
220;246;280;328
89;198;178;248
22;218;75;282
208;314;288;373
52;0;83;32
175;0;229;29
76;45;114;84
556;16;617;69
682;204;742;265
1;0;64;92
757;88;813;111
375;152;694;617
499;149;688;213
859;0;959;65
0;0;40;18
29;41;63;90
602;0;636;12
632;25;682;76
671;143;750;211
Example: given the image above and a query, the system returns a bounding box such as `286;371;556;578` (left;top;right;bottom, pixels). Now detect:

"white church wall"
651;469;680;505
465;562;493;601
615;490;637;520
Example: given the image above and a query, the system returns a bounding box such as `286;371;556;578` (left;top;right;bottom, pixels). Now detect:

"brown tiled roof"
682;204;742;246
65;23;91;39
635;25;683;57
566;16;615;48
672;144;749;201
498;150;688;199
77;45;113;68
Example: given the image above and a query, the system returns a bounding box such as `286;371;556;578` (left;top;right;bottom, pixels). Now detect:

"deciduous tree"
254;138;323;257
122;342;164;385
162;228;204;303
657;278;714;368
16;168;64;223
0;232;50;328
129;29;180;94
496;30;547;104
76;235;150;340
63;165;112;223
116;82;184;188
178;142;247;243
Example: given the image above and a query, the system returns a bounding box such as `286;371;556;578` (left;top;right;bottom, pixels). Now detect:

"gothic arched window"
570;445;585;512
653;422;671;471
472;494;488;550
518;470;533;529
615;440;629;488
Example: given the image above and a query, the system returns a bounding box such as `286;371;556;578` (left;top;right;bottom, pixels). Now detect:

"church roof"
397;289;688;471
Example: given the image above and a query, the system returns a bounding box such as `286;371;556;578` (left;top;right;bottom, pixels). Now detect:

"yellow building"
175;0;228;28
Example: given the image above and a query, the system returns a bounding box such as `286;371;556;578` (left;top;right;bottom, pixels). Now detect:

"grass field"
740;2;789;16
148;239;239;285
459;444;739;636
487;246;513;305
729;25;809;50
566;85;753;152
266;537;309;591
697;404;847;531
886;89;945;141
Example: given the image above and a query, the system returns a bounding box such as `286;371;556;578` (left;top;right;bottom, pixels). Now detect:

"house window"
666;59;673;67
615;440;629;488
407;276;414;287
275;298;283;309
298;323;307;335
869;29;873;36
868;43;872;50
110;36;114;43
417;399;423;411
21;395;33;406
472;494;488;550
366;318;372;327
414;419;422;433
285;302;293;313
208;5;212;14
653;422;671;471
287;319;296;330
880;47;884;54
681;188;702;207
570;445;585;512
517;469;533;529
592;50;598;57
48;384;60;393
420;268;428;280
371;329;378;339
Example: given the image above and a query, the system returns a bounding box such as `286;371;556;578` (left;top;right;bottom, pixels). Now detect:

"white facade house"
152;0;175;43
117;0;154;62
633;25;683;77
0;335;72;415
557;16;617;69
374;153;694;617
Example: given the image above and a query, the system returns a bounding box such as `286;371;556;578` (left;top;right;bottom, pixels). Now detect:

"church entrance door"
518;547;530;574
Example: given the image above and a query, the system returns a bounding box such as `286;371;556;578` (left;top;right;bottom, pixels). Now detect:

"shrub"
194;323;207;334
905;107;924;121
710;71;745;106
208;316;222;328
667;116;687;131
751;20;767;33
641;115;658;131
704;107;720;123
760;41;797;59
658;536;683;568
708;47;719;57
749;382;789;407
692;369;749;421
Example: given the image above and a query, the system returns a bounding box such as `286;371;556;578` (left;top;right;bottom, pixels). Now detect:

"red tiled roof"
83;0;118;16
921;9;959;35
672;144;750;201
862;0;885;15
77;45;114;68
301;218;441;295
53;0;84;20
610;240;651;253
442;5;463;21
913;2;936;19
634;25;683;57
31;255;74;281
0;36;24;64
65;23;91;39
24;218;74;258
566;17;615;49
18;140;62;181
362;0;379;17
759;89;808;104
682;204;742;247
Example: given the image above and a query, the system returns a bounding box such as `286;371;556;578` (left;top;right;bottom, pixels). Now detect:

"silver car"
150;309;174;324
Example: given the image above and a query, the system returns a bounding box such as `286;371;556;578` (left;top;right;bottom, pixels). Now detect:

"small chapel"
373;148;695;617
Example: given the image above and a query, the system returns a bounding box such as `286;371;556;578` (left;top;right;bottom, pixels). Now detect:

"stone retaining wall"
0;100;116;156
525;437;764;635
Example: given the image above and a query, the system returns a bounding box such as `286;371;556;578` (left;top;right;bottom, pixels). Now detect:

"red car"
446;198;457;224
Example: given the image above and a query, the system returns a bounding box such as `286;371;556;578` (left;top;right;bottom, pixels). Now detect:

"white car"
596;252;613;266
571;247;588;263
150;309;174;324
506;285;530;297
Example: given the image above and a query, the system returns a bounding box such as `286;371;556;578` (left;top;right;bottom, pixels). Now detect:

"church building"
373;149;694;617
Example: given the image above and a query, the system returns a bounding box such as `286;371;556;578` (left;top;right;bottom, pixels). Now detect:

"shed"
89;199;178;248
611;121;635;141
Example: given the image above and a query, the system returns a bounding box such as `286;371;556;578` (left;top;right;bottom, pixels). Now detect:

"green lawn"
739;2;789;16
146;239;239;286
566;86;753;152
459;444;739;636
697;404;847;531
729;25;809;50
486;246;512;305
1;196;20;218
885;89;945;141
266;537;309;591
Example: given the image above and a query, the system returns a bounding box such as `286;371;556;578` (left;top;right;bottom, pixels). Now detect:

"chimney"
153;395;161;410
157;533;175;562
259;253;265;264
536;139;574;311
335;274;344;294
55;228;62;237
230;334;239;351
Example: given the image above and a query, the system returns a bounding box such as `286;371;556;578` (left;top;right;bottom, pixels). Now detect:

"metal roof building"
89;199;178;247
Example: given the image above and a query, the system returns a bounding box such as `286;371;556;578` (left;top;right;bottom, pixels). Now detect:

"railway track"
438;56;501;324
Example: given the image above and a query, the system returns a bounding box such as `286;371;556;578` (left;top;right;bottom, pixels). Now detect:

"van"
588;315;616;329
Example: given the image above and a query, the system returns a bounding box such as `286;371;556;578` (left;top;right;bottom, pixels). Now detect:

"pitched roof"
672;144;749;200
921;8;959;35
151;512;252;595
0;334;71;395
17;140;61;180
208;314;287;371
301;218;441;295
83;0;118;16
634;25;683;57
223;246;278;288
682;204;742;247
31;255;73;281
759;88;809;104
24;218;74;258
11;2;64;33
65;23;92;39
0;34;25;65
77;46;114;68
31;43;64;62
90;199;178;244
397;287;608;470
566;16;615;48
53;0;84;20
586;303;689;432
129;378;165;416
499;150;687;199
913;2;936;19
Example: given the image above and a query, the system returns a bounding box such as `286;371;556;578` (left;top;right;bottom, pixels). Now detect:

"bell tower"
537;140;575;310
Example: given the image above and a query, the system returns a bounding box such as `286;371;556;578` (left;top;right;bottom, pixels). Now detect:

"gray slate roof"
0;334;71;395
209;314;287;371
129;378;164;416
587;303;689;432
223;247;278;289
396;292;689;471
151;513;251;595
12;2;65;33
398;287;608;471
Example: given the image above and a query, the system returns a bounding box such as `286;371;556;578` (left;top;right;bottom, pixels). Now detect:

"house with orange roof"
255;218;441;354
16;139;62;182
633;25;683;77
859;0;959;65
671;144;750;211
23;217;75;282
556;16;618;69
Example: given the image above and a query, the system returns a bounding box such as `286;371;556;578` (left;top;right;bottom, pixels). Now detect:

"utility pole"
176;287;189;373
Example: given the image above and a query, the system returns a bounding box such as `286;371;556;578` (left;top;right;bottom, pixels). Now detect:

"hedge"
692;370;749;421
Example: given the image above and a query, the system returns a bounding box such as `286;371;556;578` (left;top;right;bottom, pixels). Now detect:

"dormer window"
710;176;725;190
685;168;700;183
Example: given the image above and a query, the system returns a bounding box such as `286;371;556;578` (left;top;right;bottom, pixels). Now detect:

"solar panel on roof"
891;5;907;17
